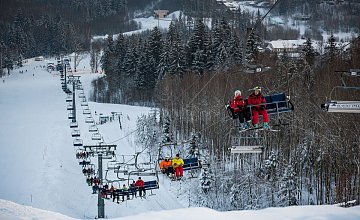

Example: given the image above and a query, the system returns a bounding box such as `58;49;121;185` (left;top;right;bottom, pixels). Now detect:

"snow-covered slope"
0;56;186;219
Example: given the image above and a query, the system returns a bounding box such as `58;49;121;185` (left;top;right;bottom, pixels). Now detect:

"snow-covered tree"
278;164;299;206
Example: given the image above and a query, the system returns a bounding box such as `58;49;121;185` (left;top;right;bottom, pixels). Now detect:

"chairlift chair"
83;109;91;115
89;124;98;132
71;129;80;137
81;102;88;107
321;100;360;113
85;117;94;123
70;121;78;128
66;95;72;102
92;132;102;140
73;138;83;147
230;134;264;154
68;112;75;120
67;104;73;110
321;70;360;113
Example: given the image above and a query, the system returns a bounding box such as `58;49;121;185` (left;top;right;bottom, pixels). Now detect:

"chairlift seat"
81;102;88;107
92;133;102;140
85;117;94;123
264;93;294;115
89;125;98;132
70;121;78;128
79;160;91;166
68;113;75;120
144;180;159;190
183;158;201;171
71;129;80;137
230;146;262;154
73;138;83;147
83;109;91;115
67;104;73;110
321;100;360;113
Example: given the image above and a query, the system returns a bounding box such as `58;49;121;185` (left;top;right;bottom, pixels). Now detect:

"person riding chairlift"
160;156;174;176
247;86;270;129
229;90;251;129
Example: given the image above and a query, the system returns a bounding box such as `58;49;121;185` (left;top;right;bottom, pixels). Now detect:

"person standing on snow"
247;86;270;129
229;90;251;129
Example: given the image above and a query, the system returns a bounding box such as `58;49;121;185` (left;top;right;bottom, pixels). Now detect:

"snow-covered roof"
268;39;307;50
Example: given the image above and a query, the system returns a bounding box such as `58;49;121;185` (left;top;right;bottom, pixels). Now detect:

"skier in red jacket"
247;86;270;129
229;90;251;129
135;177;146;197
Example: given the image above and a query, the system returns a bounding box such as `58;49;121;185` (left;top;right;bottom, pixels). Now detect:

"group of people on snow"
160;153;184;180
228;86;270;130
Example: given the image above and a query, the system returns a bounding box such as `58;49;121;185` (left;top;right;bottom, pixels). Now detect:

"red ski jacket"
135;179;145;188
230;95;247;113
248;93;266;110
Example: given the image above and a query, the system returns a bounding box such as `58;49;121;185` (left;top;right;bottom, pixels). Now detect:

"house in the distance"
154;10;169;19
267;39;307;58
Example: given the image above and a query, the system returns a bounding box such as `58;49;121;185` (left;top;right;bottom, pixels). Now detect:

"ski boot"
263;122;270;129
242;122;249;130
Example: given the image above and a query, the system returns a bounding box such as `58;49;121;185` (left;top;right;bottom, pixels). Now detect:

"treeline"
0;0;160;74
131;34;360;210
91;14;262;104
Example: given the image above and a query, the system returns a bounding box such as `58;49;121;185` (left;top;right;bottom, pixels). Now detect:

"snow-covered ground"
0;56;188;219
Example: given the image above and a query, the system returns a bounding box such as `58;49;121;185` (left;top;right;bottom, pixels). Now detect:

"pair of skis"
236;126;279;133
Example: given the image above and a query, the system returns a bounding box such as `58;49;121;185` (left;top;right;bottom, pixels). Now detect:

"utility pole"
84;144;116;219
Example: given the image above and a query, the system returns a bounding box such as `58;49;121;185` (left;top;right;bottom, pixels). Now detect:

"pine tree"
161;115;172;144
199;166;214;194
245;31;260;65
188;130;199;158
279;164;298;206
325;34;337;61
302;38;316;66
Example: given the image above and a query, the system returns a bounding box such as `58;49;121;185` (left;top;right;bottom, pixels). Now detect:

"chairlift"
76;149;89;159
71;129;80;137
89;124;98;132
85;117;94;123
321;71;360;113
226;92;294;127
73;138;83;147
79;93;85;99
321;101;360;113
81;101;88;107
83;109;91;115
77;85;84;91
66;95;72;102
229;134;264;154
68;112;75;120
70;121;78;128
67;104;73;110
92;132;102;140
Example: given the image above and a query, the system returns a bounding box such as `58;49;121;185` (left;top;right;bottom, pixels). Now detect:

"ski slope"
0;56;186;219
